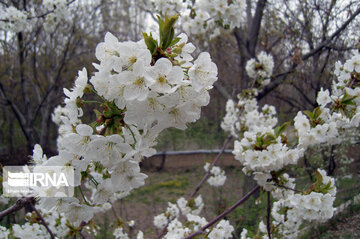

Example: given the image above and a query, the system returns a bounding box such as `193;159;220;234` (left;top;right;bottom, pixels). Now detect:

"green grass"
125;176;189;204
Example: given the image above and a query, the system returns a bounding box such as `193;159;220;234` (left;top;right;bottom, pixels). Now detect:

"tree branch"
185;185;261;239
247;0;267;57
0;197;34;221
302;6;360;61
31;23;75;125
29;201;55;239
257;6;360;101
0;81;31;143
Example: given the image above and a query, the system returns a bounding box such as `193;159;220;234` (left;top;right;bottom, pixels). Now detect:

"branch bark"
247;0;267;57
0;197;34;221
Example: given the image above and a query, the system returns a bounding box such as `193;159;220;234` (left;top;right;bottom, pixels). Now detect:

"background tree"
0;0;149;164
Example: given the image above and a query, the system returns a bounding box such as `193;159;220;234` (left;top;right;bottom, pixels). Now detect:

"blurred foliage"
156;118;228;151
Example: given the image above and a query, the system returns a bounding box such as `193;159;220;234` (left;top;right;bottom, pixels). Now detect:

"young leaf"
142;32;158;55
274;121;291;137
303;110;313;119
159;14;179;50
169;37;181;48
313;107;322;118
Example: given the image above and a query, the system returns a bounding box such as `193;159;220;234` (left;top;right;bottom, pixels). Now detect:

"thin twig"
29;201;55;239
275;184;302;193
188;135;233;200
185;185;260;239
111;202;119;219
155;216;175;239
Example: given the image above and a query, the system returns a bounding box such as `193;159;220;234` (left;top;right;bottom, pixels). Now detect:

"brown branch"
247;0;267;57
29;201;55;239
257;6;360;101
290;82;317;108
111;202;119;219
271;92;301;111
185;185;260;239
155;216;176;239
0;197;34;221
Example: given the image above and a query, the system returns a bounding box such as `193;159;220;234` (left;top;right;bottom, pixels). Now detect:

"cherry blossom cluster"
151;0;184;16
2;15;218;236
1;208;68;239
113;220;143;239
239;169;336;239
222;51;360;238
151;195;234;239
221;94;278;138
204;162;227;187
233;127;305;190
42;0;70;32
221;91;305;190
0;6;29;32
151;0;246;38
245;51;274;86
222;53;360;190
154;196;204;230
294;52;360;149
0;0;70;33
269;169;336;238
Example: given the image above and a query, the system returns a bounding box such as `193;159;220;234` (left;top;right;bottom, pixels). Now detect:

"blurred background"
1;0;360;238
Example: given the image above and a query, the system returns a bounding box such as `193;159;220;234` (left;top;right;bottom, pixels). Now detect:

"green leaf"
157;15;165;35
89;121;101;128
158;14;179;50
274;121;291;137
142;32;158;55
342;97;356;105
341;91;357;105
303;110;313;119
315;170;323;183
169;37;181;48
313;106;322;118
94;109;102;118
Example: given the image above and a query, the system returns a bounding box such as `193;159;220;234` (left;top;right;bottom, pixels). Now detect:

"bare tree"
0;0;149;163
200;0;360;114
